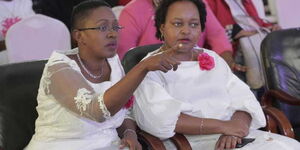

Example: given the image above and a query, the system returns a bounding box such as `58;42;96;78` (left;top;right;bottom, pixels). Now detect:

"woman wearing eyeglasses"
25;0;180;150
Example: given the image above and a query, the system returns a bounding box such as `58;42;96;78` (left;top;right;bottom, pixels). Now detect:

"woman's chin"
103;48;117;58
178;45;194;53
105;52;116;58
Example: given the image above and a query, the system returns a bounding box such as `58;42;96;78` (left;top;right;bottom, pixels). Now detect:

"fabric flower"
197;52;215;70
74;88;93;115
1;17;21;37
124;96;134;109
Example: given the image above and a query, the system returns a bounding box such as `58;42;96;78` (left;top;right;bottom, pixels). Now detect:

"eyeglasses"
76;25;124;32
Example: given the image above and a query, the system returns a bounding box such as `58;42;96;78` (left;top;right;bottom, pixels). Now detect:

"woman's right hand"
141;45;181;73
215;135;242;150
221;120;249;138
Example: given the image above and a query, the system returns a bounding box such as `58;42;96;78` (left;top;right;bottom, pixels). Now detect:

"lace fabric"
43;58;111;122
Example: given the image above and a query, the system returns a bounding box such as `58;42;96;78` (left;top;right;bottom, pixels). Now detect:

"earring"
160;33;164;41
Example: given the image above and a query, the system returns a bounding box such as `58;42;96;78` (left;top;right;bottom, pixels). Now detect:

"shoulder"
46;48;78;68
201;48;231;74
202;48;228;66
202;48;219;57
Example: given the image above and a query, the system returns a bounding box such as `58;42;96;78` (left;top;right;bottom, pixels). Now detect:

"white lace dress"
26;48;128;150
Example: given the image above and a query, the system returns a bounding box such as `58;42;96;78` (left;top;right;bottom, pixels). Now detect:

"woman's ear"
160;24;165;40
72;30;85;45
160;24;165;34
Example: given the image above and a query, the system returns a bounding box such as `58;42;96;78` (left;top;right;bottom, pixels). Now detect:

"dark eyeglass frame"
76;25;124;32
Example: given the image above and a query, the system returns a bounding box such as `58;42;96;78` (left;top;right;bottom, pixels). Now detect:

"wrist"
218;120;228;134
123;128;137;138
136;60;150;73
134;60;149;74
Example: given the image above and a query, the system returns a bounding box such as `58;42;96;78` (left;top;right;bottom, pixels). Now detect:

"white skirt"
163;130;300;150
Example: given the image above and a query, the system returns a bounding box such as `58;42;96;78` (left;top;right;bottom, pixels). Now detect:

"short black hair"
71;0;111;30
155;0;207;41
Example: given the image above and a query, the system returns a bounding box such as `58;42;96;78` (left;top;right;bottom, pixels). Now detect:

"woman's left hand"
119;130;142;150
230;62;247;72
215;135;242;150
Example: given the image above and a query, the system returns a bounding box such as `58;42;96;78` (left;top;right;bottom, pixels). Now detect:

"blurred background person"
206;0;281;99
0;0;35;64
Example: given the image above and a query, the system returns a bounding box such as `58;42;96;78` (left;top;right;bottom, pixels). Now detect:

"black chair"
261;28;300;141
122;44;162;73
122;44;297;149
0;58;176;150
0;60;46;150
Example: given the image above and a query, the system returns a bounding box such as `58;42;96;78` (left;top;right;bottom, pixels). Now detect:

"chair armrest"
137;130;166;150
262;106;295;139
170;133;192;150
261;90;300;106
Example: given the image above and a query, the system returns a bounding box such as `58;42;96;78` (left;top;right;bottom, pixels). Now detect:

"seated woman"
117;0;247;72
25;0;180;150
132;0;300;149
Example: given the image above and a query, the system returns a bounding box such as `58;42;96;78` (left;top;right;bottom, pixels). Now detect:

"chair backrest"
261;28;300;130
261;28;300;98
121;43;162;73
0;60;46;150
5;14;71;63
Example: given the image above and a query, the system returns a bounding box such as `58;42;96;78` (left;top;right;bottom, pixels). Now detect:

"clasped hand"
222;119;249;138
120;130;142;150
216;120;250;150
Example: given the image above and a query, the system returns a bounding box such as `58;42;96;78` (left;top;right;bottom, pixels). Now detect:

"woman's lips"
178;39;191;43
105;42;117;49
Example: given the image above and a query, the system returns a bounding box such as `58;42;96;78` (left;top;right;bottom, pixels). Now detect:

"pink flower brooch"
197;52;215;71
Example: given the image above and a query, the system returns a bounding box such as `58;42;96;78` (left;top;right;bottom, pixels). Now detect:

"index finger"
234;64;247;72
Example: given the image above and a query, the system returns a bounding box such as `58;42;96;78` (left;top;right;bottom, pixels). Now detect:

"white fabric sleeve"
44;62;111;122
125;108;135;121
133;73;184;140
223;60;266;129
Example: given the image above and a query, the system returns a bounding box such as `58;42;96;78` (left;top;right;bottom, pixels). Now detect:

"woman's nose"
180;25;191;34
107;31;117;38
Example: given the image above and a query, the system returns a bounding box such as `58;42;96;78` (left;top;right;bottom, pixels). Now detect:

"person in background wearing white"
0;0;35;65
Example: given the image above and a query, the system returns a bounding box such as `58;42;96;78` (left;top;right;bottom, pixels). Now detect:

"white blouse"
26;48;127;150
133;48;266;139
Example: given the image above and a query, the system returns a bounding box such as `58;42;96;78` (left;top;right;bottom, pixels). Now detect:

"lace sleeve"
45;62;111;122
